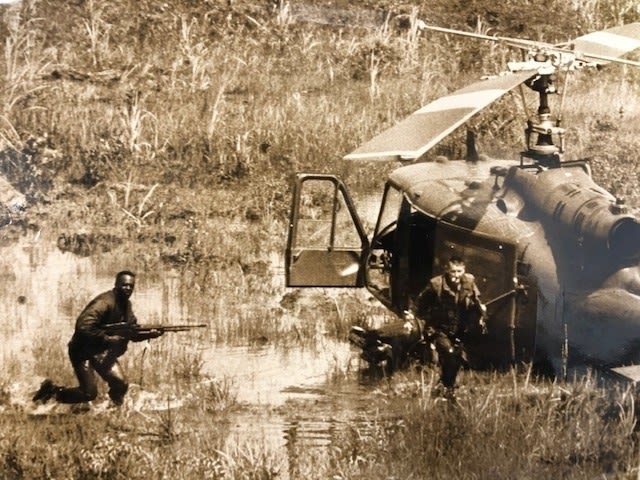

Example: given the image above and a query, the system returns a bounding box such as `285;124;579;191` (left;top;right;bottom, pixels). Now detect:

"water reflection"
202;340;353;406
1;236;382;460
1;236;186;327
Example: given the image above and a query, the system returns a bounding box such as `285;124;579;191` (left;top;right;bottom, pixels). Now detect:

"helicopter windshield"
375;184;403;237
365;184;439;311
365;184;403;306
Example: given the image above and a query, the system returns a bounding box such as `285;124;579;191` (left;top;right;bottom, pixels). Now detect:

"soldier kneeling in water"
32;271;163;407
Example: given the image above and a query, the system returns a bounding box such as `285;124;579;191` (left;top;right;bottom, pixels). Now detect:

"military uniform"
414;272;483;389
57;289;139;405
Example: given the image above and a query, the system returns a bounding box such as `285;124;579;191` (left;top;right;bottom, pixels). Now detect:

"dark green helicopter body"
286;22;640;380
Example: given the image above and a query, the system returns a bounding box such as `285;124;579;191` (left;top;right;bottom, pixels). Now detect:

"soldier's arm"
124;300;163;341
75;295;118;342
471;276;486;310
414;283;436;320
129;327;163;342
467;274;488;332
463;273;484;304
472;280;482;302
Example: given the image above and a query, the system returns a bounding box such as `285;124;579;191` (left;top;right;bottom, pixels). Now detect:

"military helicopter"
285;21;640;381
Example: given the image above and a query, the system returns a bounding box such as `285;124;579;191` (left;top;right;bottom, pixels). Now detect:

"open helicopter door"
286;174;370;287
433;223;519;367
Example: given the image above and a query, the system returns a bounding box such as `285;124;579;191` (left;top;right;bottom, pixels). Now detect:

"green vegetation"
2;0;640;478
1;0;638;255
2;366;639;479
298;368;640;479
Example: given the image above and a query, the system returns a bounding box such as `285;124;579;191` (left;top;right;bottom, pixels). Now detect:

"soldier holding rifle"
32;271;202;407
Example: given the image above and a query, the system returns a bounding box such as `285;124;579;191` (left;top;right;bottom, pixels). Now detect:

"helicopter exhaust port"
609;218;640;261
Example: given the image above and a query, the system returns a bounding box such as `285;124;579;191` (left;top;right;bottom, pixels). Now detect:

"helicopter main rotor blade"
419;23;550;52
344;70;535;162
561;22;640;66
423;22;640;68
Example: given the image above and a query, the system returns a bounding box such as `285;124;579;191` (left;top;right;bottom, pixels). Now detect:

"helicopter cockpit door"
286;174;369;287
433;223;518;367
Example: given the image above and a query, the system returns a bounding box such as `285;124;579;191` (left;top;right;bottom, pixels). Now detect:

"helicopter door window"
368;199;438;313
406;207;437;299
286;175;369;287
374;185;404;238
295;181;363;250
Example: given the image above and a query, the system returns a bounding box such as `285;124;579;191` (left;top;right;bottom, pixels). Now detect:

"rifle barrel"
485;290;516;306
157;324;207;331
104;323;207;332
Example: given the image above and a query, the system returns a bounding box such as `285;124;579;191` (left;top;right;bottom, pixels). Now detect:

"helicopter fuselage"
285;159;640;378
285;20;640;380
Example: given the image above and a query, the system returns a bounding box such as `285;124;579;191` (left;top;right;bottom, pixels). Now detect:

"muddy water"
0;235;386;458
204;340;374;454
0;235;187;372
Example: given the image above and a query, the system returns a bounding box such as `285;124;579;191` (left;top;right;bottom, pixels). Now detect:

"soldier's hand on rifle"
479;318;487;333
478;303;488;334
105;334;125;344
147;328;163;339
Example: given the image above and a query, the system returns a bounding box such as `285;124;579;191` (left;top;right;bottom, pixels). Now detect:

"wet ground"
0;233;397;462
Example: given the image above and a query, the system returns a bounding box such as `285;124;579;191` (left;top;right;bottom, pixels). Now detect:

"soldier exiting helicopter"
413;256;487;396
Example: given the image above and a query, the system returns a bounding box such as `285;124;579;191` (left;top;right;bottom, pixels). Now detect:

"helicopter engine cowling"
506;166;640;260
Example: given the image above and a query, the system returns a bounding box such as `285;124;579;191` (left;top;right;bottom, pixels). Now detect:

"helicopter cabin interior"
286;174;535;367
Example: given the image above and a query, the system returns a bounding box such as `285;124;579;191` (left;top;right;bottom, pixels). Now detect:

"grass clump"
2;0;640;478
298;369;640;479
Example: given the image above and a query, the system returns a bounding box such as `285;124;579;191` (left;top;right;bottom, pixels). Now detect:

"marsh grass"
2;0;640;478
2;330;244;479
290;368;640;479
0;410;244;479
30;330;75;384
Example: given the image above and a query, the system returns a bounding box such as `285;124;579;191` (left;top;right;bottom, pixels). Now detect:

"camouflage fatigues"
414;273;483;388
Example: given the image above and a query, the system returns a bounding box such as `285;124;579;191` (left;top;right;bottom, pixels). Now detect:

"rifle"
103;322;207;341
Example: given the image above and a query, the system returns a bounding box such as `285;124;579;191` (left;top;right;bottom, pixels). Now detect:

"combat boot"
32;379;59;403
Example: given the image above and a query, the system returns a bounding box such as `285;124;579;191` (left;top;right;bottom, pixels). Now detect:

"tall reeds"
2;1;640;478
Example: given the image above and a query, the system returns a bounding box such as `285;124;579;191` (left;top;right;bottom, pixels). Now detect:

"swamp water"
0;234;414;469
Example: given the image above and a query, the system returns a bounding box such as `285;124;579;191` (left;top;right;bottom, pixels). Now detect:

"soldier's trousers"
431;331;464;388
55;344;129;405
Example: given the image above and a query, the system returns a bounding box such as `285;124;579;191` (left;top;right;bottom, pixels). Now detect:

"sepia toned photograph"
1;0;640;478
